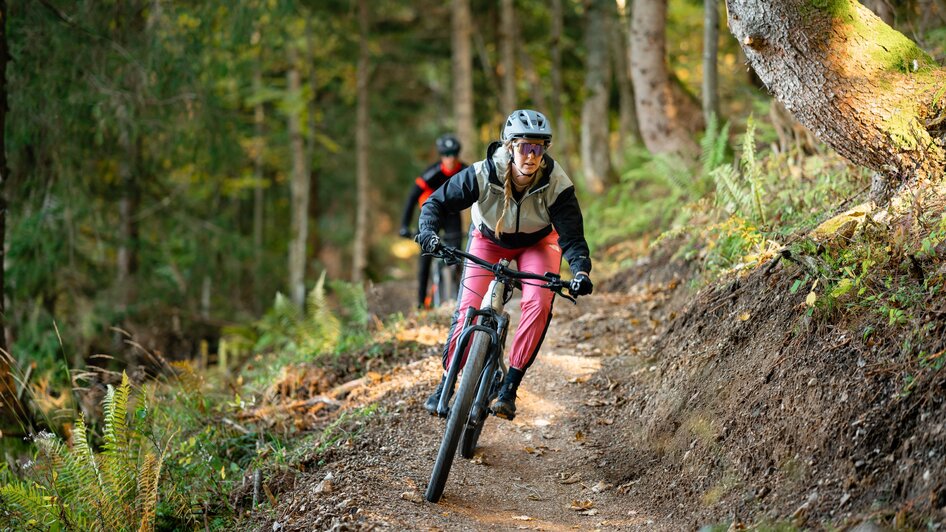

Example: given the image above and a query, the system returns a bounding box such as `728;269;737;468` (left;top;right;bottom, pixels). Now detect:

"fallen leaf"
806;291;817;307
471;453;486;465
559;472;581;485
579;508;599;516
737;311;751;322
574;431;585;442
596;418;614;426
591;480;613;493
512;515;533;521
400;491;424;504
570;499;594;511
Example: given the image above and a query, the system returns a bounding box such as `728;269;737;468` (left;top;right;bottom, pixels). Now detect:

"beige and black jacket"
419;141;592;276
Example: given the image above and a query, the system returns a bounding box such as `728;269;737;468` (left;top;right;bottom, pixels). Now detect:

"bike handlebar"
428;245;583;303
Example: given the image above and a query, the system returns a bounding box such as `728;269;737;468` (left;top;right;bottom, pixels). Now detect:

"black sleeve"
418;165;480;234
400;183;424;229
548;186;592;276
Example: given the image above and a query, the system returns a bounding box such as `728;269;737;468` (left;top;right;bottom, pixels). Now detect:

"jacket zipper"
512;184;549;233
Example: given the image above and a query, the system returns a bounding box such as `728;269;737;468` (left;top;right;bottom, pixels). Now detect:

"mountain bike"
423;244;583;503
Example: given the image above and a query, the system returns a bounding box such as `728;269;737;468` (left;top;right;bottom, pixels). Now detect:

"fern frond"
101;372;138;526
740;117;767;226
135;452;161;532
330;279;369;329
0;480;58;529
304;272;340;352
711;165;753;215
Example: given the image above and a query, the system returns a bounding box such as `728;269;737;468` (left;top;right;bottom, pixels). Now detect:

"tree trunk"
580;0;614;194
0;0;21;427
0;0;7;356
612;0;642;163
287;44;310;308
549;0;576;173
252;31;266;305
117;136;140;311
306;18;320;266
631;0;702;155
499;0;517;113
702;0;720;124
353;0;370;283
452;0;476;162
726;0;946;199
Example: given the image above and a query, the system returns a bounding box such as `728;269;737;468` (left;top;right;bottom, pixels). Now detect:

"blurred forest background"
2;0;946;529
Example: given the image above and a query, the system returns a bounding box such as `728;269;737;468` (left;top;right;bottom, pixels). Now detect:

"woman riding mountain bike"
416;109;594;420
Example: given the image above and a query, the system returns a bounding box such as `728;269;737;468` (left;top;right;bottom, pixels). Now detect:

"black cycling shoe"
424;376;447;415
491;385;518;420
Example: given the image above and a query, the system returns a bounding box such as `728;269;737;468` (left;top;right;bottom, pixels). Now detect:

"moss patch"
806;0;935;74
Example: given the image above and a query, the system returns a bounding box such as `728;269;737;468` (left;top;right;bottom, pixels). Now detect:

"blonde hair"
495;140;547;236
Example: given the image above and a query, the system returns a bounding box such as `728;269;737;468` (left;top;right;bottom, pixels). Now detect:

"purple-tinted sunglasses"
515;142;545;158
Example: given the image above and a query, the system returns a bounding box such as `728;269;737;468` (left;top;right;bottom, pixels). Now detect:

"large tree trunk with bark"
630;0;703;155
580;0;614;194
726;0;946;201
499;0;517;113
352;0;370;283
287;44;310;308
452;0;475;162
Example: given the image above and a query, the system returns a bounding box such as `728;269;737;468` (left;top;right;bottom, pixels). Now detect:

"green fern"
711;115;767;227
0;372;169;532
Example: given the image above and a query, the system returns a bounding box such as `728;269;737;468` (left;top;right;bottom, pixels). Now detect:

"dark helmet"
501;109;552;143
436;134;461;156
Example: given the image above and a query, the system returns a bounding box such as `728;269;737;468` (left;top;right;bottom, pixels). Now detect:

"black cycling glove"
572;273;594;296
415;231;441;254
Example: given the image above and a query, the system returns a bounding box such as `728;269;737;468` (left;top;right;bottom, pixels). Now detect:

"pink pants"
443;228;563;371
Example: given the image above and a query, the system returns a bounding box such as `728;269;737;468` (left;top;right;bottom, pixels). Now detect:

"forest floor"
241;249;946;531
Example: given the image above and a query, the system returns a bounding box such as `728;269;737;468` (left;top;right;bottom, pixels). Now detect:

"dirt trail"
252;285;682;531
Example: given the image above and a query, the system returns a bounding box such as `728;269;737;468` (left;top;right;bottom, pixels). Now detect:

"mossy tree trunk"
726;0;946;201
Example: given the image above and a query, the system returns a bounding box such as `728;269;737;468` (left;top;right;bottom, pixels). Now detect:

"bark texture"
353;0;370;283
613;0;642;159
630;0;702;155
726;0;946;198
499;0;517;113
580;0;614;194
702;0;720;124
452;0;475;162
287;44;310;308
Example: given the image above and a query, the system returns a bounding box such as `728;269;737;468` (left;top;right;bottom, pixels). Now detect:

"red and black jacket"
400;159;466;233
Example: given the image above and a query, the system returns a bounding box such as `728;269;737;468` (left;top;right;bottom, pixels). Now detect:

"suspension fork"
468;313;510;425
437;308;502;417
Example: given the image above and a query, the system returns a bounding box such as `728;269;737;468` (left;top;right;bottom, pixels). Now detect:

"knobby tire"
425;330;490;503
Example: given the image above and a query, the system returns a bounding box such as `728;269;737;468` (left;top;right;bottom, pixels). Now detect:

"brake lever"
551;285;577;305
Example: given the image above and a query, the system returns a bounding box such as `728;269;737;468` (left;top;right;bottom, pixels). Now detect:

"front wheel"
425;330;490;503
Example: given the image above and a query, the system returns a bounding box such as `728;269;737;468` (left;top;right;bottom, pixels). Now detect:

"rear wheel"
425;330;490;503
